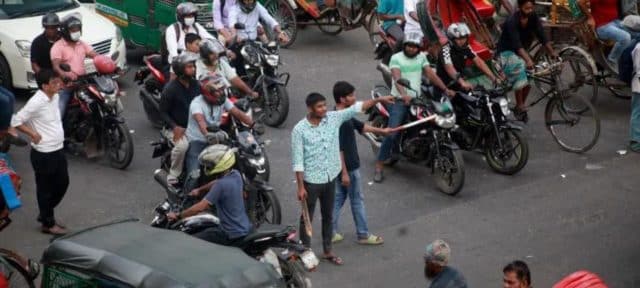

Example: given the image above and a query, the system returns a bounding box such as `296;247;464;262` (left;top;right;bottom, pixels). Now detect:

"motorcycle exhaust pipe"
153;169;169;189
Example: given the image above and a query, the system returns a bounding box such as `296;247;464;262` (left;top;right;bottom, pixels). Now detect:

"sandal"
357;234;384;245
512;107;529;123
321;254;344;266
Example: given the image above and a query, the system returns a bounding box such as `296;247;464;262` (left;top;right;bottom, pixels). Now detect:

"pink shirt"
50;40;93;76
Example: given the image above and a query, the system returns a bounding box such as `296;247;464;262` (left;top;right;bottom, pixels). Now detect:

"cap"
424;239;450;266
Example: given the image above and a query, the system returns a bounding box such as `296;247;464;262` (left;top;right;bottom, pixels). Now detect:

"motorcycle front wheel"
262;84;290;127
106;122;134;169
432;148;465;196
484;129;529;175
279;259;312;288
253;189;282;227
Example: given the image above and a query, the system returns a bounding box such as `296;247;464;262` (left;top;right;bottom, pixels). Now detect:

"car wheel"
0;54;13;90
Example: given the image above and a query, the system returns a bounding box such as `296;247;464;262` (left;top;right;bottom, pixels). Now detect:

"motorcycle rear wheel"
280;259;312;288
262;84;290;127
107;122;134;170
139;90;164;129
433;148;465;196
484;129;528;175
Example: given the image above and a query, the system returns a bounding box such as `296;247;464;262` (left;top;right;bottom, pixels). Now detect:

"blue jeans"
632;93;640;143
183;140;208;192
58;88;73;117
333;169;369;238
377;100;408;161
0;86;15;130
596;20;640;62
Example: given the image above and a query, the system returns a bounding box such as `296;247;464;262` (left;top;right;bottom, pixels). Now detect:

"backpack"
159;22;201;65
617;38;640;84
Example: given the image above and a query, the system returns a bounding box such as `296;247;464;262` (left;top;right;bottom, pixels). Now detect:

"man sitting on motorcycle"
373;32;455;183
196;39;259;99
436;23;504;92
183;74;254;188
160;53;201;187
377;0;405;51
167;144;253;246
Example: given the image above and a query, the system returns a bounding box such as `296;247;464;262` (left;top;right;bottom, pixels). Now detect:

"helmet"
446;23;471;40
553;271;608;288
60;13;82;42
200;39;226;65
239;0;257;13
171;52;199;78
94;55;117;74
198;144;236;176
176;2;198;26
42;13;60;27
199;73;228;105
403;32;423;47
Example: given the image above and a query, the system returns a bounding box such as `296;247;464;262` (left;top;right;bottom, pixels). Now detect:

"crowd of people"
0;0;634;286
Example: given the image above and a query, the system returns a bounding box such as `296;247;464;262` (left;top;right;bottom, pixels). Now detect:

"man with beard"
424;239;468;288
373;32;455;183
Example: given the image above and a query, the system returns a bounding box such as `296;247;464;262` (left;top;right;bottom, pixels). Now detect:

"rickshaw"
40;219;284;288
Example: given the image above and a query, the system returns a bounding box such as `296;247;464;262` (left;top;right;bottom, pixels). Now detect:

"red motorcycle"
135;54;167;128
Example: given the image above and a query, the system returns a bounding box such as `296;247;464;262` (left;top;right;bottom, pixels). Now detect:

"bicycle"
0;248;39;288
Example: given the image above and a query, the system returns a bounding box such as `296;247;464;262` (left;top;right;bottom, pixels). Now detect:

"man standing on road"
31;13;60;74
629;42;640;153
502;260;532;288
11;70;69;235
291;92;395;265
331;81;389;246
423;239;468;288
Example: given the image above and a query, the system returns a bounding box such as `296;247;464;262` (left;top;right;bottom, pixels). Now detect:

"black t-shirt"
159;78;201;128
436;43;477;88
30;33;56;70
497;11;548;54
339;118;365;172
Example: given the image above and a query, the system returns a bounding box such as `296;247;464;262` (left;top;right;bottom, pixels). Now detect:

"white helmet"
446;23;471;40
403;32;423;47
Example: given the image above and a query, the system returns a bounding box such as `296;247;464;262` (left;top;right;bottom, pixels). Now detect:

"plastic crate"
42;266;98;288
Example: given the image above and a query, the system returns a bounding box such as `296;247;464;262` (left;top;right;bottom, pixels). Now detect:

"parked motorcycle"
59;57;134;170
451;85;529;175
134;54;167;128
363;66;465;195
150;191;316;288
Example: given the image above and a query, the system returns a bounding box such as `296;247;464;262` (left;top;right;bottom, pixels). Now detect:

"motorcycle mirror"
234;23;246;30
59;63;71;72
396;78;411;89
111;51;119;61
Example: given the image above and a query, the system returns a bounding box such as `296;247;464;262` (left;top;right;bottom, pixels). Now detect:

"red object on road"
553;271;608;288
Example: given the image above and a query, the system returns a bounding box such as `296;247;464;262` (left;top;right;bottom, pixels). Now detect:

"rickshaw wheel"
317;10;343;35
265;0;298;48
367;12;382;47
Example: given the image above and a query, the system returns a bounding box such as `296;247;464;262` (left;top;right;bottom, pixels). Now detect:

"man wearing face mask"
51;13;97;117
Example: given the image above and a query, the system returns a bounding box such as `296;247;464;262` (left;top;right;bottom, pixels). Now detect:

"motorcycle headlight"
15;40;31;58
265;54;279;67
248;156;265;167
435;114;456;129
498;98;510;116
104;92;118;106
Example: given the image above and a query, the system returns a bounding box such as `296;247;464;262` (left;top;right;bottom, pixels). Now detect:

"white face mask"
184;17;195;27
70;31;82;41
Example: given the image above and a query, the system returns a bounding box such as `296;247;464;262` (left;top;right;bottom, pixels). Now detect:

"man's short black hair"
35;69;59;90
306;92;326;107
332;81;355;104
517;0;535;7
503;260;531;286
185;33;201;45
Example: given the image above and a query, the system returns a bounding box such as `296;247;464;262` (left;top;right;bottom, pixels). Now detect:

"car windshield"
0;0;78;19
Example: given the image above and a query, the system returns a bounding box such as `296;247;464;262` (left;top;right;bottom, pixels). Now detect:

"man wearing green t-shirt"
374;33;455;183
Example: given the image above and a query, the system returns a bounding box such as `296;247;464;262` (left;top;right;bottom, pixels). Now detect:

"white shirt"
229;3;279;41
213;0;238;30
404;0;423;35
196;58;238;84
165;22;216;64
632;43;640;93
11;90;64;153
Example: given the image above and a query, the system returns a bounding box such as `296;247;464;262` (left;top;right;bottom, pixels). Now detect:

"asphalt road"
1;27;639;287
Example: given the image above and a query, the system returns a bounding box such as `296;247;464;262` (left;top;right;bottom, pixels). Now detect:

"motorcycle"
363;65;465;195
150;191;316;288
134;54;167;128
59;59;134;170
451;85;529;175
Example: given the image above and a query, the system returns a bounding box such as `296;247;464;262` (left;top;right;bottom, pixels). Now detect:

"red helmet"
200;73;228;105
94;55;117;74
553;271;608;288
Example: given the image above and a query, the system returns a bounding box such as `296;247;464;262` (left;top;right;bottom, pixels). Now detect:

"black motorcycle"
60;62;134;169
134;54;166;128
150;177;316;288
451;85;529;175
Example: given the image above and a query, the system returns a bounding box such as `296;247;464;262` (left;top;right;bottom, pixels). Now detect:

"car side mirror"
234;23;245;30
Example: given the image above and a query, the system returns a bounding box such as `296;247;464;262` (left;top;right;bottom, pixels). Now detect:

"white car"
0;0;126;90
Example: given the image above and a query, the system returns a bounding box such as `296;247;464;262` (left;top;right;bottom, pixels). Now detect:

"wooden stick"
395;115;437;131
301;199;312;237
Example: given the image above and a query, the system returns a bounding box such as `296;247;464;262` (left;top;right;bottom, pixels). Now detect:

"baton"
301;199;312;237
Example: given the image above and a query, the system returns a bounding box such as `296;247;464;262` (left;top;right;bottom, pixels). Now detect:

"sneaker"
373;170;384;183
332;233;344;243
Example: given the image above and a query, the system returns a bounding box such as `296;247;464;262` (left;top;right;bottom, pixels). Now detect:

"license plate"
300;250;319;271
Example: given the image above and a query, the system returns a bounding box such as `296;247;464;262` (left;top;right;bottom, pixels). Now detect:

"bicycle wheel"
265;0;298;48
367;12;382;47
544;96;600;153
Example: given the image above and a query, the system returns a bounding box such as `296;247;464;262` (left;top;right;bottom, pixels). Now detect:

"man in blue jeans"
331;81;391;245
0;87;26;146
630;42;640;152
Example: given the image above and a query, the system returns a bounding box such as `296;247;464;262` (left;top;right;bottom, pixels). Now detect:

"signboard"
96;3;129;27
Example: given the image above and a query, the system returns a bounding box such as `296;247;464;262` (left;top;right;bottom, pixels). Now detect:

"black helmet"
176;2;198;26
60;13;82;42
200;39;226;65
171;52;199;78
239;0;257;13
42;12;60;27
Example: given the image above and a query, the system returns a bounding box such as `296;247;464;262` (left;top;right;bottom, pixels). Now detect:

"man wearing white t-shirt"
403;0;423;37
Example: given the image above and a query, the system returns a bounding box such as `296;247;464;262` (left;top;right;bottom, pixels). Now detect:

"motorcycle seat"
241;224;290;242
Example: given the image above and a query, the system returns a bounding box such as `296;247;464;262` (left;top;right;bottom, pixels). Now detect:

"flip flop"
321;255;343;266
332;233;344;243
357;234;384;245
